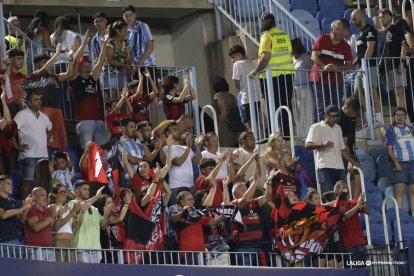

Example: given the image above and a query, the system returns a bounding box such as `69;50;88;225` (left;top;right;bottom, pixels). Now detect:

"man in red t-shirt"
25;187;56;261
334;181;370;263
270;151;301;201
310;20;353;120
0;48;26;118
105;89;132;139
195;154;229;208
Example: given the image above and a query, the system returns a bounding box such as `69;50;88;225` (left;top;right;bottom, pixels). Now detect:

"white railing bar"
382;196;403;250
402;0;414;31
200;104;220;152
274;105;295;157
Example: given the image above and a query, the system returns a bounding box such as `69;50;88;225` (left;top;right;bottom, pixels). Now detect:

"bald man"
310;20;353;120
25;187;55;261
351;9;382;125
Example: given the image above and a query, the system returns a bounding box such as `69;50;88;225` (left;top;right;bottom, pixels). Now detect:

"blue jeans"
313;83;344;121
20;157;44;181
317;168;346;194
76;120;108;148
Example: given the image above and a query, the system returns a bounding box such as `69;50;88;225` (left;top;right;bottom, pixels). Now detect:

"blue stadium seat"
294;145;316;185
298;36;313;52
8;170;22;199
318;0;346;15
384;186;410;212
316;9;342;26
386;207;411;225
360;209;380;230
291;0;318;17
277;0;290;11
358;153;376;181
364;180;378;191
369;145;387;164
377;177;391;193
291;10;320;36
370;214;393;245
394;217;414;243
234;0;267;19
366;190;384;212
355;148;368;159
343;8;354;21
66;145;82;173
376;154;393;180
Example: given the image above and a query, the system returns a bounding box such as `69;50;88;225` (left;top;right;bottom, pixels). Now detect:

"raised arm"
184;75;196;101
110;189;132;224
143;68;159;99
122;142;135;179
91;34;109;81
222;176;231;205
161;180;172;207
236;176;258;209
203;179;217;207
155;135;173;180
32;43;61;76
0;87;11;128
131;70;144;99
73;29;92;77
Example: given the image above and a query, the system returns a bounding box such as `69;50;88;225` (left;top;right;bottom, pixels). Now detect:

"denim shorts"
20;157;43;181
392;160;414;184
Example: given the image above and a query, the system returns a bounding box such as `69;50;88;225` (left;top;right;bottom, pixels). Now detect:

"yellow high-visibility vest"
259;28;293;78
5;35;27;75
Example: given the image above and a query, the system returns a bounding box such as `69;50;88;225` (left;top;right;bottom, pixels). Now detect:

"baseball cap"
324;105;340;116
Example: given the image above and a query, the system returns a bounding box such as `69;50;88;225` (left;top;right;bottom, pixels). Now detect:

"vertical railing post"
214;1;223;41
200;105;220;152
274;106;295;157
361;58;378;145
247;77;259;141
265;69;276;133
382;197;403;250
189;67;201;136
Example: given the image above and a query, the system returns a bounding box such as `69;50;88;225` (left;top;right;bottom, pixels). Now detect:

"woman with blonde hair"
264;133;284;172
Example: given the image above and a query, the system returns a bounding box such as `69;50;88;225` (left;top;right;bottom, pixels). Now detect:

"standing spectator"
24;44;74;151
26;10;52;57
0;49;26;117
338;97;362;199
25;187;55;261
70;30;109;148
249;13;294;136
351;10;382;125
91;12;108;62
233;132;266;191
68;181;109;263
119;118;145;182
50;16;81;73
136;121;163;167
105;20;132;95
334;181;370;265
385;107;414;213
51;151;76;198
161;123;203;204
228;45;263;133
310;20;353;120
201;132;230;179
379;9;408;110
162;75;196;120
305;105;359;194
122;5;156;67
14;90;52;199
105;89;133;140
0;89;14;174
5;16;26;75
128;68;158;122
291;38;314;137
213;76;245;147
176;114;194;135
0;175;32;246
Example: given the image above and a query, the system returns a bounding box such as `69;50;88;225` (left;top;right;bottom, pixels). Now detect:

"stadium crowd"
0;3;414;268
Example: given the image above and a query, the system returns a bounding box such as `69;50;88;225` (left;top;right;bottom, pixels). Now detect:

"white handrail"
366;0;372;17
200;105;220;152
402;0;414;31
382;196;403;251
346;166;371;246
274;106;295;157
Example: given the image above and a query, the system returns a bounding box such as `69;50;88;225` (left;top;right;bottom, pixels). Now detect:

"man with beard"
249;13;294;136
136;120;163;168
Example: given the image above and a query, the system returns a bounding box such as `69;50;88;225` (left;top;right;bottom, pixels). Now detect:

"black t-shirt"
0;197;21;242
23;73;63;109
338;109;356;153
381;24;406;71
357;23;378;66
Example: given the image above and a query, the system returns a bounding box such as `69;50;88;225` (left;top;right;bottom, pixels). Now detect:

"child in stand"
105;89;133;140
128;68;159;122
51;151;76;199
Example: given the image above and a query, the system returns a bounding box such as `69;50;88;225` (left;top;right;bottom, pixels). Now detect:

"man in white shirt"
229;45;263;133
162;122;203;205
14;90;52;199
305;105;359;194
201;132;231;179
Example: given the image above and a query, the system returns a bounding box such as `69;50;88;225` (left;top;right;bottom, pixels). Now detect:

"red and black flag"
144;181;166;250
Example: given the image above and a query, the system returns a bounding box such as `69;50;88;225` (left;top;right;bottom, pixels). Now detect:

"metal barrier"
346;166;372;246
0;243;357;268
274;105;295;157
382;197;403;251
200;105;220;151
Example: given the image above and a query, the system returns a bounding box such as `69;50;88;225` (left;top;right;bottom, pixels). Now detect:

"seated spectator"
25;187;55;261
0;175;32;247
105;89;132;140
0;48;26;117
161;123;203;204
201;132;232;180
68;181;109;263
162;75;196;120
264;133;284;172
104;20;132;95
169;188;224;265
70;30;109;148
213;76;245;147
51;151;76;198
291;38;314;137
385;107;414;214
48;182;80;262
176;114;194;135
228;45;263;134
13;90;52;199
128;68;158;122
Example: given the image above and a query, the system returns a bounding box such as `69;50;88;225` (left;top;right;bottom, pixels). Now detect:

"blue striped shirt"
52;168;74;192
386;125;414;161
127;20;156;66
91;32;103;61
118;137;144;172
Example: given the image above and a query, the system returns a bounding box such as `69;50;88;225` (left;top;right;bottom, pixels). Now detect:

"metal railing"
274;105;295;157
200;105;220;151
0;243;359;268
213;0;316;49
382;197;403;251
